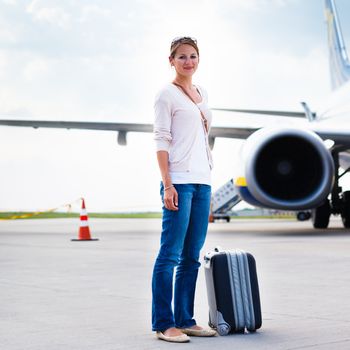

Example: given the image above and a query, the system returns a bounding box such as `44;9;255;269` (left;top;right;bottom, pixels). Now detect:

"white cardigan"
153;83;213;185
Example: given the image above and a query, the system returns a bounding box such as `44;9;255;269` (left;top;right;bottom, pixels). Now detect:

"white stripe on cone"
80;221;89;227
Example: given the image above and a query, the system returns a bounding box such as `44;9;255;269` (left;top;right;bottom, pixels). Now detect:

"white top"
153;83;213;185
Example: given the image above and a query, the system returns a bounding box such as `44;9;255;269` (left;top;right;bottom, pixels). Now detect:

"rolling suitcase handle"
204;246;223;268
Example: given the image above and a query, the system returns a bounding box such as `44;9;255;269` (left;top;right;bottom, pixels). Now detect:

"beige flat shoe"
181;327;217;337
156;331;190;343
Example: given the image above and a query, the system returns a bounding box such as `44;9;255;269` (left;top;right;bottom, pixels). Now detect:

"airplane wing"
0;119;153;132
0;119;153;146
2;117;350;148
311;129;350;147
212;107;350;146
212;107;306;118
0;119;259;146
213;124;350;148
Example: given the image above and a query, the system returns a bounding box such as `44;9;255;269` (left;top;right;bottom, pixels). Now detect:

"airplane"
1;0;349;229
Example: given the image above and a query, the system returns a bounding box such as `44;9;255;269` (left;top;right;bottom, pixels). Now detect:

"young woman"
152;37;216;343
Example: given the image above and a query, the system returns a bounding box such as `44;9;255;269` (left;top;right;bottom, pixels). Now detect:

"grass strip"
0;212;295;220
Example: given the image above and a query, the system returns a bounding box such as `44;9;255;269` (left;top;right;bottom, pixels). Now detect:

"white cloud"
79;4;111;22
2;0;17;5
26;0;71;28
0;22;18;43
23;57;50;81
0;53;8;78
213;0;296;13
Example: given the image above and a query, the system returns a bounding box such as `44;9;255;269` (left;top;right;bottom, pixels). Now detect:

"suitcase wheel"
217;322;231;336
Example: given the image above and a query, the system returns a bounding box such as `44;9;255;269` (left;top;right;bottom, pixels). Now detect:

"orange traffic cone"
71;199;98;241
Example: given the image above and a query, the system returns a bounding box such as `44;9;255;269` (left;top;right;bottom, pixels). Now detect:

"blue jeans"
152;183;211;331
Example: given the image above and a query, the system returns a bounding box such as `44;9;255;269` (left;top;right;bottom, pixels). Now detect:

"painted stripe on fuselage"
235;177;263;207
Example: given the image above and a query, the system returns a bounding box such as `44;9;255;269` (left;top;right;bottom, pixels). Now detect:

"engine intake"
243;127;334;210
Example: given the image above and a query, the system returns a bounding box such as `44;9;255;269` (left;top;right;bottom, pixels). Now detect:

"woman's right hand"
164;186;179;211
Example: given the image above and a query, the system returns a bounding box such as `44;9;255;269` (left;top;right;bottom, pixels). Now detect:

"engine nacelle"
236;127;334;210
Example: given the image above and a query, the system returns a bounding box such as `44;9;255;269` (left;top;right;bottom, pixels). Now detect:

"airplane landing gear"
316;149;350;229
341;191;350;228
312;199;331;229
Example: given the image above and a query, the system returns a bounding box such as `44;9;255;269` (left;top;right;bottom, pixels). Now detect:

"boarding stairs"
210;178;241;222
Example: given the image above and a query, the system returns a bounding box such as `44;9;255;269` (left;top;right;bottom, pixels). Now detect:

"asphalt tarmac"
1;217;350;350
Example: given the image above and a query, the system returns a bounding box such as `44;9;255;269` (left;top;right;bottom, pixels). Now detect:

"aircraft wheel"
341;191;350;228
297;211;311;221
226;216;230;223
312;199;330;229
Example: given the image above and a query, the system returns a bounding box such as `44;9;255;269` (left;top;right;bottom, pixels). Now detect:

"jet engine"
237;127;334;210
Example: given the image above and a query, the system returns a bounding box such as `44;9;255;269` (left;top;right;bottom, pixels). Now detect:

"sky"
1;0;350;212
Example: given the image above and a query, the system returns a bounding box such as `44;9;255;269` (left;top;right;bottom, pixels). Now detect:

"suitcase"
204;247;262;335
